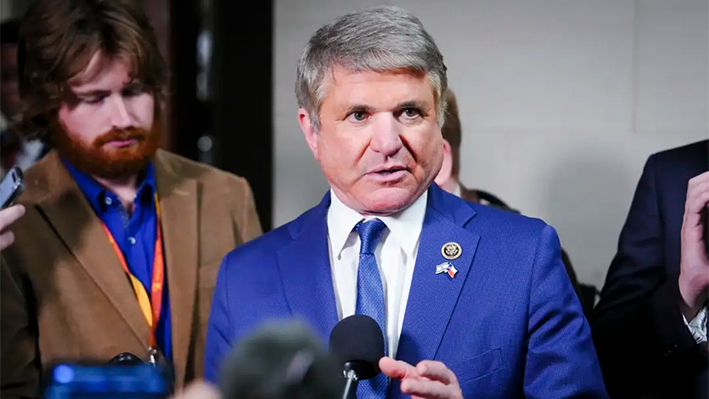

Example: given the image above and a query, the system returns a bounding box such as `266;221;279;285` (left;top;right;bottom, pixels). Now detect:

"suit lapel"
275;186;478;372
36;152;150;346
396;186;480;366
154;150;198;386
277;194;339;344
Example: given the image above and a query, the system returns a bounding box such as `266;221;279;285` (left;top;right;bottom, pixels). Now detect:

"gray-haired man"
206;6;607;398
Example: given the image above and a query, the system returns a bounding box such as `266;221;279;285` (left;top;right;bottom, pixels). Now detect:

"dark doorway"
170;0;274;231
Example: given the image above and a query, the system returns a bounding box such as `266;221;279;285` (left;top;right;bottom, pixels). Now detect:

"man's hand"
171;381;221;399
678;171;709;319
379;357;463;399
0;204;25;251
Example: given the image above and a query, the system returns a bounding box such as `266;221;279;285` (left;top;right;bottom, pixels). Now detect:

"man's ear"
434;139;453;190
299;108;319;161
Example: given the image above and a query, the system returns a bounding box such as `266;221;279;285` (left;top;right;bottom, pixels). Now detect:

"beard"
50;119;162;180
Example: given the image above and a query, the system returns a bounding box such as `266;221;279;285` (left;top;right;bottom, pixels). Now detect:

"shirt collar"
61;157;156;215
327;188;428;259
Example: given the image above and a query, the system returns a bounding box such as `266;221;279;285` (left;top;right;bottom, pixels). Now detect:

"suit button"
128;237;136;245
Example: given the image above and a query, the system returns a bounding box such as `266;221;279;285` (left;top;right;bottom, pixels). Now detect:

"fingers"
679;172;709;313
416;360;458;385
0;205;25;232
380;356;419;380
0;231;15;251
685;172;709;213
384;358;463;399
0;205;24;251
682;172;709;242
400;378;450;399
686;189;709;218
687;171;709;190
171;381;222;399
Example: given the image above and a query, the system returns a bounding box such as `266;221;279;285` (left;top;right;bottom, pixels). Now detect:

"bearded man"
0;1;262;397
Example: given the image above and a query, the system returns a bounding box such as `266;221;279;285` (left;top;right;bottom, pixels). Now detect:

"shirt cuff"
682;306;708;344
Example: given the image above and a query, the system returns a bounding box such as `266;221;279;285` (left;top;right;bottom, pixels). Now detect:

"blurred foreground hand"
172;380;222;399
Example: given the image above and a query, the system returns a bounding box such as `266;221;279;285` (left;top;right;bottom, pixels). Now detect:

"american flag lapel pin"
435;262;457;279
435;262;451;275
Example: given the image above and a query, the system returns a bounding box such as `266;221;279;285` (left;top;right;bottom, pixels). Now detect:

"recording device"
329;315;386;399
42;362;169;399
0;166;24;209
219;319;343;399
107;352;144;365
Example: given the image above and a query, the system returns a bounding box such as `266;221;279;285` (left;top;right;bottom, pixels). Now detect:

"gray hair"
295;5;448;131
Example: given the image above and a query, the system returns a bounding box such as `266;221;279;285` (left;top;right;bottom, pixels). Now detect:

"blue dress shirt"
63;159;172;360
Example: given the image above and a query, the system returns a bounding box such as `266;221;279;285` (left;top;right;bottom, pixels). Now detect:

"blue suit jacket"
206;185;607;398
591;140;709;399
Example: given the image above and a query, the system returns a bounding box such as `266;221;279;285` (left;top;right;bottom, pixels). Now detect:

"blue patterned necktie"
355;218;388;399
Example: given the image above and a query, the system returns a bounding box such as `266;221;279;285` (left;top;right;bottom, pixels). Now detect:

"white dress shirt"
326;189;427;359
683;307;708;344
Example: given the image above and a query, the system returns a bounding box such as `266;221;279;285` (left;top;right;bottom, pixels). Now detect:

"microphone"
218;319;342;399
329;315;386;399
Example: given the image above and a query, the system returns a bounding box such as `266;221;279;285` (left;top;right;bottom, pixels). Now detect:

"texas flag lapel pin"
435;262;458;279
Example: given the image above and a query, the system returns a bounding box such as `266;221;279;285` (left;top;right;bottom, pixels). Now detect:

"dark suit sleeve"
524;225;608;398
590;155;702;398
204;253;234;383
0;255;39;399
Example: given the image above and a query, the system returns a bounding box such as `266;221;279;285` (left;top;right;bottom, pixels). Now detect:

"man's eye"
401;108;421;118
84;97;105;105
348;111;368;122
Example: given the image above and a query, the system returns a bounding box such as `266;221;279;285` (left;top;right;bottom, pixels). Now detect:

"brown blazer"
0;150;262;398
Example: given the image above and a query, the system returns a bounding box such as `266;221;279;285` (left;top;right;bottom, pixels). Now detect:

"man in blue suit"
591;140;709;399
205;5;607;398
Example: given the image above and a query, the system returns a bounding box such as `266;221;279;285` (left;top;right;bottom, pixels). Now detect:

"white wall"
273;0;708;289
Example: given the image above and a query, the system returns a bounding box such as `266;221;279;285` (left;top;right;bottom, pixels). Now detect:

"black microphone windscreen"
328;315;385;380
219;319;342;399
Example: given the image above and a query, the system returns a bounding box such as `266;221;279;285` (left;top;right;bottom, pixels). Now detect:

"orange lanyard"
98;192;165;348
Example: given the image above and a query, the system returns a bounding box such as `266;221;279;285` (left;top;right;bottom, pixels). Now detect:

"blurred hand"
379;357;463;399
0;204;25;251
171;380;221;399
678;171;709;319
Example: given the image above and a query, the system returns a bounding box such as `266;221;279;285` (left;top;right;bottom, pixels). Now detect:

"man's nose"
108;95;132;130
369;114;403;156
